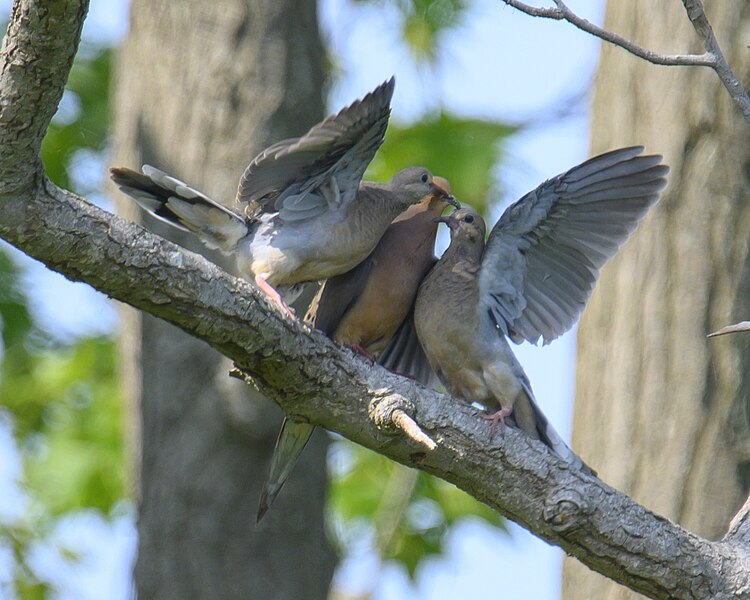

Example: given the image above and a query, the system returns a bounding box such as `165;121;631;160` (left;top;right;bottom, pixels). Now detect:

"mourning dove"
414;147;669;470
110;78;452;316
257;181;458;522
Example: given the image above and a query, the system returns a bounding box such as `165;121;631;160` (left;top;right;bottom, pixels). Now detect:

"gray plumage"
110;78;451;311
415;147;669;471
257;188;457;522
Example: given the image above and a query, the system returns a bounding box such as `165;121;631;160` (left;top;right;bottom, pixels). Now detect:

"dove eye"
420;173;429;183
464;215;474;224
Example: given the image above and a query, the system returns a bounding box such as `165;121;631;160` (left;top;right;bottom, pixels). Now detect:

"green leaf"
4;337;126;516
368;112;517;212
0;251;33;351
352;0;468;62
41;46;111;194
331;442;505;579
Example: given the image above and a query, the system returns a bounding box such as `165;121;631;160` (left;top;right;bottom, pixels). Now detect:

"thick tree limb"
2;0;750;598
0;0;88;193
502;0;750;124
3;176;750;600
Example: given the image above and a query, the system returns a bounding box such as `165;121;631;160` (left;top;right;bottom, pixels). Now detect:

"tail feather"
256;418;316;523
513;386;596;476
110;166;248;252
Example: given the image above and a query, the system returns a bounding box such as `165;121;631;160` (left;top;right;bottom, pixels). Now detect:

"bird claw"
254;275;296;319
481;407;512;438
345;344;376;362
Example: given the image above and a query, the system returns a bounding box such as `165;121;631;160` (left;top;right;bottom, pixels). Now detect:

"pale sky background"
0;0;610;598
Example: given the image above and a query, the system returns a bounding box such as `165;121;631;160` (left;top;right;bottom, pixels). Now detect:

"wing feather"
236;78;395;223
478;146;669;345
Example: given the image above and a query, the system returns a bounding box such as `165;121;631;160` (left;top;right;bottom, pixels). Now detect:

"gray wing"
378;305;439;388
478;146;669;345
237;78;395;223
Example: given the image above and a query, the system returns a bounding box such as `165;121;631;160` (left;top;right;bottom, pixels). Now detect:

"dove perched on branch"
257;182;458;522
110;78;453;316
415;147;669;470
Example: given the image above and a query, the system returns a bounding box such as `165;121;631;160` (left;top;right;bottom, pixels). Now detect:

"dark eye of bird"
464;214;474;224
420;172;429;183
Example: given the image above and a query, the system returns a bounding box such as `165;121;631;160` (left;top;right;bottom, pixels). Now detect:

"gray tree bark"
565;1;750;598
110;1;335;598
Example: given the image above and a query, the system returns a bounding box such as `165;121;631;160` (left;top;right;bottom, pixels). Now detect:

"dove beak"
434;211;460;229
430;176;460;209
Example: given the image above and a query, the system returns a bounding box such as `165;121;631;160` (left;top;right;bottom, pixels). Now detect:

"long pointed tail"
513;388;596;476
110;165;248;253
257;418;316;523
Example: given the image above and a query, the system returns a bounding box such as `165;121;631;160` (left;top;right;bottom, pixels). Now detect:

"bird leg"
254;274;296;319
481;406;512;437
344;344;376;362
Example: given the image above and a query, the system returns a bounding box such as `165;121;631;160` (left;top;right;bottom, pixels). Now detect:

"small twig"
369;392;437;450
680;0;750;122
707;321;750;338
391;409;437;450
502;0;712;66
501;0;750;124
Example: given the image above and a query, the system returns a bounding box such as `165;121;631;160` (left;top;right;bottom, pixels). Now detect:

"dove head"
437;207;486;243
389;167;459;210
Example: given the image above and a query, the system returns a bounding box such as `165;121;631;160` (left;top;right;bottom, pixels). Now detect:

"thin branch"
708;321;750;338
725;493;750;545
680;0;750;122
502;0;712;66
0;0;89;193
369;392;438;450
502;0;750;124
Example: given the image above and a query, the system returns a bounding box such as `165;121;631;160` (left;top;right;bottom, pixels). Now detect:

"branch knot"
543;488;591;534
369;390;437;450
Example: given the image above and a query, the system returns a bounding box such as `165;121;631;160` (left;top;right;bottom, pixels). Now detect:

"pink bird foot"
481;406;512;437
254;275;296;319
344;344;376;362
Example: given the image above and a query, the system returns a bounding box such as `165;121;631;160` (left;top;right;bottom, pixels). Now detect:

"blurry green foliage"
355;0;467;62
41;45;111;194
330;442;505;578
368;112;516;212
0;41;122;598
0;247;124;597
2;334;124;516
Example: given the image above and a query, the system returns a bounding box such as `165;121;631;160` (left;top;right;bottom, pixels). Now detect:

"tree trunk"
565;1;750;598
110;1;335;598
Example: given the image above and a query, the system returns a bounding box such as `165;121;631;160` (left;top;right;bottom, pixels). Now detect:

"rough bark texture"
109;1;334;598
566;1;750;598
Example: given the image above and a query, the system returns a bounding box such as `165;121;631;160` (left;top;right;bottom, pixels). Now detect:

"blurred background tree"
566;2;750;599
0;43;125;599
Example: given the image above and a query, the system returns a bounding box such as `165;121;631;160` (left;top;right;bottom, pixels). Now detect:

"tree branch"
1;0;750;598
502;0;750;124
708;321;750;338
0;0;89;193
2;176;748;599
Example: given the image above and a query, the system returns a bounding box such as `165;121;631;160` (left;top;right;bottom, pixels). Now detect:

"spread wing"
236;78;395;223
478;146;669;345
